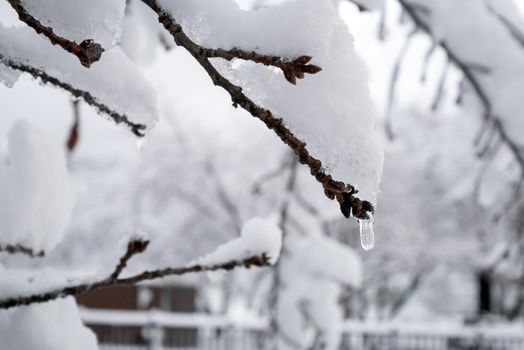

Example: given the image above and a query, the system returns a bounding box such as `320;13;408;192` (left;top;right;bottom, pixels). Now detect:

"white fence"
80;308;524;350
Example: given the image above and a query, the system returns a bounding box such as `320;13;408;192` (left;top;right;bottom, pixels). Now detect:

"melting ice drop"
359;214;375;251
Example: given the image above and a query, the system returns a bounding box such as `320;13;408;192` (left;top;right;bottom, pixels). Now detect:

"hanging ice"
359;214;375;251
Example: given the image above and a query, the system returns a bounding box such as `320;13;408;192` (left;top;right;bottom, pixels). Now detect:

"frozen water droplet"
359;214;375;251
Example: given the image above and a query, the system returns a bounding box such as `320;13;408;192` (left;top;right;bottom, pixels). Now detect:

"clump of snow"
0;65;20;87
278;235;362;350
120;0;169;66
0;120;74;253
158;0;384;203
19;0;125;49
0;25;158;130
195;217;282;266
0;298;99;350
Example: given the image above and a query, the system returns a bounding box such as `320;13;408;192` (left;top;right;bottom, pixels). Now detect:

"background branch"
0;244;44;258
395;0;524;174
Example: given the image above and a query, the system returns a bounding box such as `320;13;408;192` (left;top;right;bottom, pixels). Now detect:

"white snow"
0;25;158;130
0;120;74;253
195;217;282;266
0;64;20;87
19;0;125;49
278;235;362;350
120;0;169;66
0;298;99;350
157;0;384;203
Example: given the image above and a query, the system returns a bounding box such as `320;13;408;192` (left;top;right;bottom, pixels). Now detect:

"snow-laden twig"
0;54;147;136
202;48;321;85
1;218;282;310
66;99;81;153
0;252;271;310
140;0;374;220
6;0;104;67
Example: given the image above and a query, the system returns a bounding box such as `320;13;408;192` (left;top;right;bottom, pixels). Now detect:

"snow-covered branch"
6;0;104;67
140;0;375;220
0;54;147;136
0;254;271;310
0;218;282;310
201;49;321;85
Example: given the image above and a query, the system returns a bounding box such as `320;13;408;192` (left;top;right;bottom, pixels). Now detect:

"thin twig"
0;54;147;136
251;156;294;195
430;56;449;111
109;238;150;280
204;48;321;85
420;43;437;83
0;244;44;258
140;0;374;220
270;156;300;349
66;99;80;153
385;29;416;140
206;160;242;234
7;0;104;67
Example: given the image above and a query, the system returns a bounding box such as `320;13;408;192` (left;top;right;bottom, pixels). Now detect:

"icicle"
359;213;375;251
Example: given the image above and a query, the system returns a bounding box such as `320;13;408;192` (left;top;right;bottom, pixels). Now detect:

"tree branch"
6;0;104;67
140;0;374;220
109;238;150;280
0;253;270;310
0;244;44;258
0;54;147;136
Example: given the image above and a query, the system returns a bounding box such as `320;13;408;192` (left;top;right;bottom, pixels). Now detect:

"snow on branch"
0;218;282;310
0;121;74;255
195;218;282;266
201;49;321;85
140;0;376;220
0;55;147;136
0;25;157;136
7;0;104;67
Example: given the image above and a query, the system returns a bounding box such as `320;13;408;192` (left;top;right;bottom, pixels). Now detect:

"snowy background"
1;0;524;349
